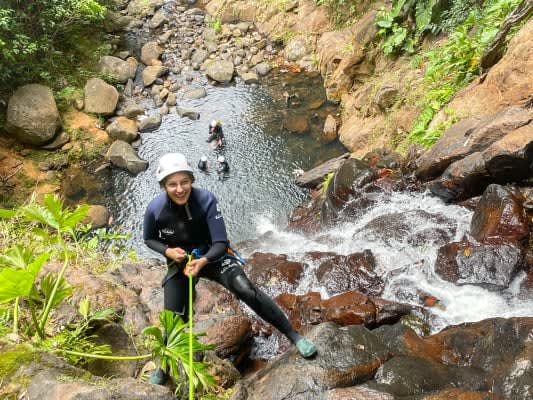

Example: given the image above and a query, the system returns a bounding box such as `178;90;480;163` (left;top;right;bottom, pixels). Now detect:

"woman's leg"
163;273;189;322
202;261;306;345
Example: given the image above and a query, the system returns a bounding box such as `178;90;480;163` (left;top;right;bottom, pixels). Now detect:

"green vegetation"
316;0;359;27
0;0;111;95
0;196;218;397
144;310;216;396
207;16;222;33
375;0;525;147
408;0;523;145
0;344;36;378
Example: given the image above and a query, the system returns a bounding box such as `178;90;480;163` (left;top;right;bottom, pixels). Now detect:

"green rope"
187;253;194;400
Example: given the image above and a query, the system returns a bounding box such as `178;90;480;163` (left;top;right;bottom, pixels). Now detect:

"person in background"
143;153;317;384
198;155;208;172
206;120;224;148
216;155;229;174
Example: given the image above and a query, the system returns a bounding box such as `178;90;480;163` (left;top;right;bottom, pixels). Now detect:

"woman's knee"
230;273;258;302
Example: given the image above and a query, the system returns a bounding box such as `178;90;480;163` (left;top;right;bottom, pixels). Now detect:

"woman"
143;153;317;383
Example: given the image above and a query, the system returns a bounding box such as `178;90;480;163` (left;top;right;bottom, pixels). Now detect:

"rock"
126;0;164;17
322;114;338;142
245;253;305;295
148;11;168;29
138;114;162;132
41;131;70;150
183;86;207;99
284;35;311;62
98;55;137;83
83;205;110;228
119;100;145;118
105;140;148;174
84;78;119;116
191;49;208;65
5;84;61;145
374;84;398;111
294;153;350;188
282;115;309;134
166;92;177;106
205;60;234;83
470;184;529;244
416;107;532;181
142;65;168;86
105;116;139;143
177;107;200;120
435;240;524;289
240;71;259;84
140;41;163;65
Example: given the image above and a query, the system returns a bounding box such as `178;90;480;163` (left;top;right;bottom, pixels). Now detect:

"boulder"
140;41;163;65
148;11;168;29
322;114;338;142
284;35;312;62
417;107;532;181
177;107;200;120
142;65;168;86
470;184;529;244
138;114;162;132
98;56;137;83
84;204;110;228
435;240;524;289
245;253;305;295
84;78;119;116
105;117;139;143
5;84;60;145
126;0;164;17
105;140;148;174
282;115;309;134
294;152;349;188
183;86;207;99
205;60;234;83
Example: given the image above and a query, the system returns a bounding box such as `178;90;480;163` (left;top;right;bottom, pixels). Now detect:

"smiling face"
163;171;193;205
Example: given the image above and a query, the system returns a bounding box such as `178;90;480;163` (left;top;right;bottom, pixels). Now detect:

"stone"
98;55;136;83
84;78;119;116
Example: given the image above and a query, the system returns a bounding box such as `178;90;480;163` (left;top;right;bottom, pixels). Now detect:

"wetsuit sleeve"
206;132;216;143
203;196;228;261
143;206;168;256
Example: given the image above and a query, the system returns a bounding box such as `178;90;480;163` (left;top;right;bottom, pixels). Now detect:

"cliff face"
203;0;533;157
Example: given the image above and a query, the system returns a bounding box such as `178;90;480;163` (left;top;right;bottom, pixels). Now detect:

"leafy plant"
42;297;114;365
207;16;222;33
316;0;359;27
408;0;523;145
143;310;216;395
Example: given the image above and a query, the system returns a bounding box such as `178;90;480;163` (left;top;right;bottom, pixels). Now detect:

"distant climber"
207;120;225;148
198;155;208;172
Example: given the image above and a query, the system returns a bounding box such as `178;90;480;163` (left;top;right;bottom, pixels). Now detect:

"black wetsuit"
217;161;229;174
198;160;208;171
143;188;301;343
206;126;224;146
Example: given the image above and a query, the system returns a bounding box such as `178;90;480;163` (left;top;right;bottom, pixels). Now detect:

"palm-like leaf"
0;245;34;269
143;310;216;393
40;273;72;309
0;209;16;219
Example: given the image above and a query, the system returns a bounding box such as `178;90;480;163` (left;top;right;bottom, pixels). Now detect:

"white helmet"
156;153;194;182
217;155;225;163
210;119;220;128
200;155;208;162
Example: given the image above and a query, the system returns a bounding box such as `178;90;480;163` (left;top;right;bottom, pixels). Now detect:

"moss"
400;314;430;336
0;344;38;378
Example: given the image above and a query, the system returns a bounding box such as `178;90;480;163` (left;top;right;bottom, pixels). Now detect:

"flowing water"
109;71;532;354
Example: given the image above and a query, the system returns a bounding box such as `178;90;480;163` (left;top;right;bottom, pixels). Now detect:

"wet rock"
470;184;529;244
118;100;145;118
362;148;402;169
282;115;309;134
355;210;456;248
232;322;390;399
183;86;207;99
195;314;253;362
138;114;162;132
105;140;148;174
84;78;119;116
127;0;164;17
322;114;338;142
314;250;384;296
191;49;208;65
6;84;61;145
435;240;524;289
166;92;177;106
284;35;311;62
245;252;305;295
240;71;259;84
255;62;272;76
324;385;394;400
